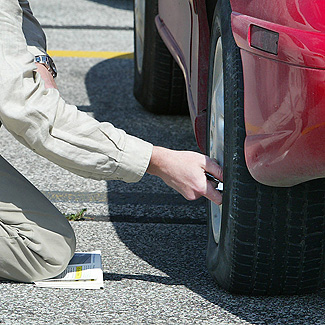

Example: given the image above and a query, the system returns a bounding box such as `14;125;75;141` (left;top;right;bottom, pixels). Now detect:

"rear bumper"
232;13;325;186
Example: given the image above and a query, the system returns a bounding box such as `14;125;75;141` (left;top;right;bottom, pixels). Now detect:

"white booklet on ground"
34;250;104;289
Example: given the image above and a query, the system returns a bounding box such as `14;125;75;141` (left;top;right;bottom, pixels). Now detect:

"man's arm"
20;1;223;205
0;1;223;204
0;1;152;183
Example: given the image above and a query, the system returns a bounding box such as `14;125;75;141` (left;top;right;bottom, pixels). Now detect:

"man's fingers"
205;157;223;182
205;181;223;205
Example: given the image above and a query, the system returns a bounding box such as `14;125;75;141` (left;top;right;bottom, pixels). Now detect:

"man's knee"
0;229;76;283
30;228;76;282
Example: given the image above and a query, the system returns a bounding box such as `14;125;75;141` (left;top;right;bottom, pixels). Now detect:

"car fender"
231;0;325;186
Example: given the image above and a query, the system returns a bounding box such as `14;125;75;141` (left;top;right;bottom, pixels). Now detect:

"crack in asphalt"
42;190;207;224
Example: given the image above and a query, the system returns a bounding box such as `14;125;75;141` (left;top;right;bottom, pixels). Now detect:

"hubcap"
209;37;224;244
134;0;145;74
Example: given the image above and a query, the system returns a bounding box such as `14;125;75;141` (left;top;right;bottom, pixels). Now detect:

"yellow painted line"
48;50;134;59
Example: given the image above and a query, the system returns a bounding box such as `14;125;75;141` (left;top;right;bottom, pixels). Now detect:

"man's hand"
146;146;223;205
35;62;58;89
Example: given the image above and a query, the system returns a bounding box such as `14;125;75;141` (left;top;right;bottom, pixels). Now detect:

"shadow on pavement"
104;272;184;285
109;223;325;324
82;57;325;323
80;57;205;222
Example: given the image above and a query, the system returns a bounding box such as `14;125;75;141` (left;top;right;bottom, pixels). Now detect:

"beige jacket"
0;1;153;183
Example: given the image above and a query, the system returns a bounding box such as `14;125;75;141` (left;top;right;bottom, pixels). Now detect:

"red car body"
156;0;325;187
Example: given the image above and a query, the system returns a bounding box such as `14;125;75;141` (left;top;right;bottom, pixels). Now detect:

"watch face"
35;56;46;64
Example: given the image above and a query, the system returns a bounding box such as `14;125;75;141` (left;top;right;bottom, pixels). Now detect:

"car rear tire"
206;0;325;295
133;0;188;115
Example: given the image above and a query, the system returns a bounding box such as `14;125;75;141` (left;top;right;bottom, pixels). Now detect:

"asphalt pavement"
0;0;324;324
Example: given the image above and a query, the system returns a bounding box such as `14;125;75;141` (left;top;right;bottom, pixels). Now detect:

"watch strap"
34;55;57;78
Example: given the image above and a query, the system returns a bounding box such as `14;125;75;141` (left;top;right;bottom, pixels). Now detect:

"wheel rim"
134;0;145;74
209;37;224;244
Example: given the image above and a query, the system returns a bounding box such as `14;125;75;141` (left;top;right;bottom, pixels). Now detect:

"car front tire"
206;0;325;295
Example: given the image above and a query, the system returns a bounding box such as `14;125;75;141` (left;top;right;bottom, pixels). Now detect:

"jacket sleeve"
0;1;153;183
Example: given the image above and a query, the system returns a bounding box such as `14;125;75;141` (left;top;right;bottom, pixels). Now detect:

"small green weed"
65;208;89;221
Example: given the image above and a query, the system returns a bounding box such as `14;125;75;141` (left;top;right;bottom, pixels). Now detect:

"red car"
133;0;325;295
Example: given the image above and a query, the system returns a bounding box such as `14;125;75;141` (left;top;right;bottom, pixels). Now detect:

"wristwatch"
34;54;58;78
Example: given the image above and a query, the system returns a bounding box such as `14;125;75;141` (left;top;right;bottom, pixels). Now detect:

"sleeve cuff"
116;134;153;183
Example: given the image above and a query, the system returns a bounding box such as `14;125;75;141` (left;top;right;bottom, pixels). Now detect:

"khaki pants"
0;155;76;282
